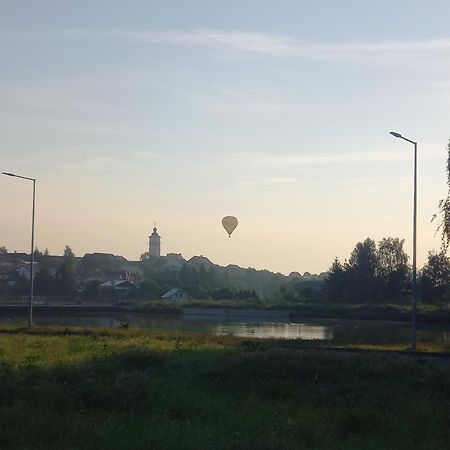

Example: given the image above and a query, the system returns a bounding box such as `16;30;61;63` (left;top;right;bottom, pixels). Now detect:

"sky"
1;0;450;274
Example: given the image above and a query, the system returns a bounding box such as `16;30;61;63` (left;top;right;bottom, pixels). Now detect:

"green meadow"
0;326;449;450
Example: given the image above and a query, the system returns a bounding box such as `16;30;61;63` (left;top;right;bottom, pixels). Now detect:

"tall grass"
0;326;449;449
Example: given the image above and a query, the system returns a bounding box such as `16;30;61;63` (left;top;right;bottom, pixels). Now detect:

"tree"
324;237;413;304
180;265;200;297
211;287;236;300
420;251;450;303
0;246;7;255
84;280;101;299
198;264;209;290
377;238;410;302
35;249;53;295
63;246;76;275
324;258;348;302
15;273;28;295
347;238;379;303
207;266;219;289
56;246;77;295
434;140;450;249
33;247;43;260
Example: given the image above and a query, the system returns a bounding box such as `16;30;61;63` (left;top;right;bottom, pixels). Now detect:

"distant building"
166;253;184;261
188;255;214;268
0;268;16;287
99;279;134;296
161;288;190;302
164;253;185;269
149;225;161;257
77;252;139;291
16;263;39;281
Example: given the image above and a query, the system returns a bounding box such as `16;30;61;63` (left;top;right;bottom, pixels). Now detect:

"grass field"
0;326;449;449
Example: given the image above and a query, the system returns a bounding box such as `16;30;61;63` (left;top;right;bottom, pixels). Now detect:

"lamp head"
390;132;403;138
2;172;16;177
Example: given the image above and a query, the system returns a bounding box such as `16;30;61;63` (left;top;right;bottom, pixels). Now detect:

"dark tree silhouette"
56;246;77;295
434;140;450;249
420;251;450;303
347;238;379;303
35;248;53;295
324;258;347;302
377;238;410;302
324;237;411;304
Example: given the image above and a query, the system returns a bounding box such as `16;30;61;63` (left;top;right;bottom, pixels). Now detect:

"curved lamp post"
389;132;417;350
2;172;36;327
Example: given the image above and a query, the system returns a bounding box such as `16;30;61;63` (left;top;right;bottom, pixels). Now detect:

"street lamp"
389;132;417;350
2;172;36;327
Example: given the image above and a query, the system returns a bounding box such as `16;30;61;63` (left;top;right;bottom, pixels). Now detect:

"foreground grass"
0;326;449;450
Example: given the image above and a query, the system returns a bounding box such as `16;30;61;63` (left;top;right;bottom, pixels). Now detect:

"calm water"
1;312;450;345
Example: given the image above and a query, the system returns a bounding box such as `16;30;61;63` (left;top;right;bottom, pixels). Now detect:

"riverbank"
0;326;448;450
288;302;450;323
1;301;449;324
184;303;450;323
167;300;450;324
0;302;181;316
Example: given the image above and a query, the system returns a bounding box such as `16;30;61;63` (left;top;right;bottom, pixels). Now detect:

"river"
1;311;449;345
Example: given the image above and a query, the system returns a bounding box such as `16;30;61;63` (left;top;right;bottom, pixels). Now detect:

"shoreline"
0;303;449;324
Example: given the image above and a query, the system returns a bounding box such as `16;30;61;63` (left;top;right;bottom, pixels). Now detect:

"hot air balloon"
222;216;238;237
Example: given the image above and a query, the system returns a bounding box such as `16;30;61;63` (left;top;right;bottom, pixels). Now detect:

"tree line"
33;246;77;296
136;257;261;301
324;237;450;304
0;245;78;297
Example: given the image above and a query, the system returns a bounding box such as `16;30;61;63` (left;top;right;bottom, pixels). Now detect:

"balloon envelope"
222;216;238;237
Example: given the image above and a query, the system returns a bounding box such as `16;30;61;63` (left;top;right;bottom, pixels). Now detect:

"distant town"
0;225;326;304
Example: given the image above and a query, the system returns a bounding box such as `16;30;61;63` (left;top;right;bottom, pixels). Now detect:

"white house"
161;288;190;302
16;263;39;281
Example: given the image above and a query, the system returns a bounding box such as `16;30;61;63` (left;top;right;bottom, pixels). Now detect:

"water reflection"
214;323;332;340
0;313;449;345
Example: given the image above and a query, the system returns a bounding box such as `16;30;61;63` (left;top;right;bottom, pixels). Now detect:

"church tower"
149;224;161;257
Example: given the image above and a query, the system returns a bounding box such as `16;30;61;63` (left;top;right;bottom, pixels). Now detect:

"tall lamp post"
2;172;36;327
389;132;417;350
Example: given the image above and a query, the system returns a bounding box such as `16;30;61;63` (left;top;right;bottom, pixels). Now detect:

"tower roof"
149;225;160;239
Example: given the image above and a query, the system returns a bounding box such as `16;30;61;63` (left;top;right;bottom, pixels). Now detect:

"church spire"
149;223;161;257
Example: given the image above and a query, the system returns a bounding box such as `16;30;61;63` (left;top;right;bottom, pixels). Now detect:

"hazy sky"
1;1;450;274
